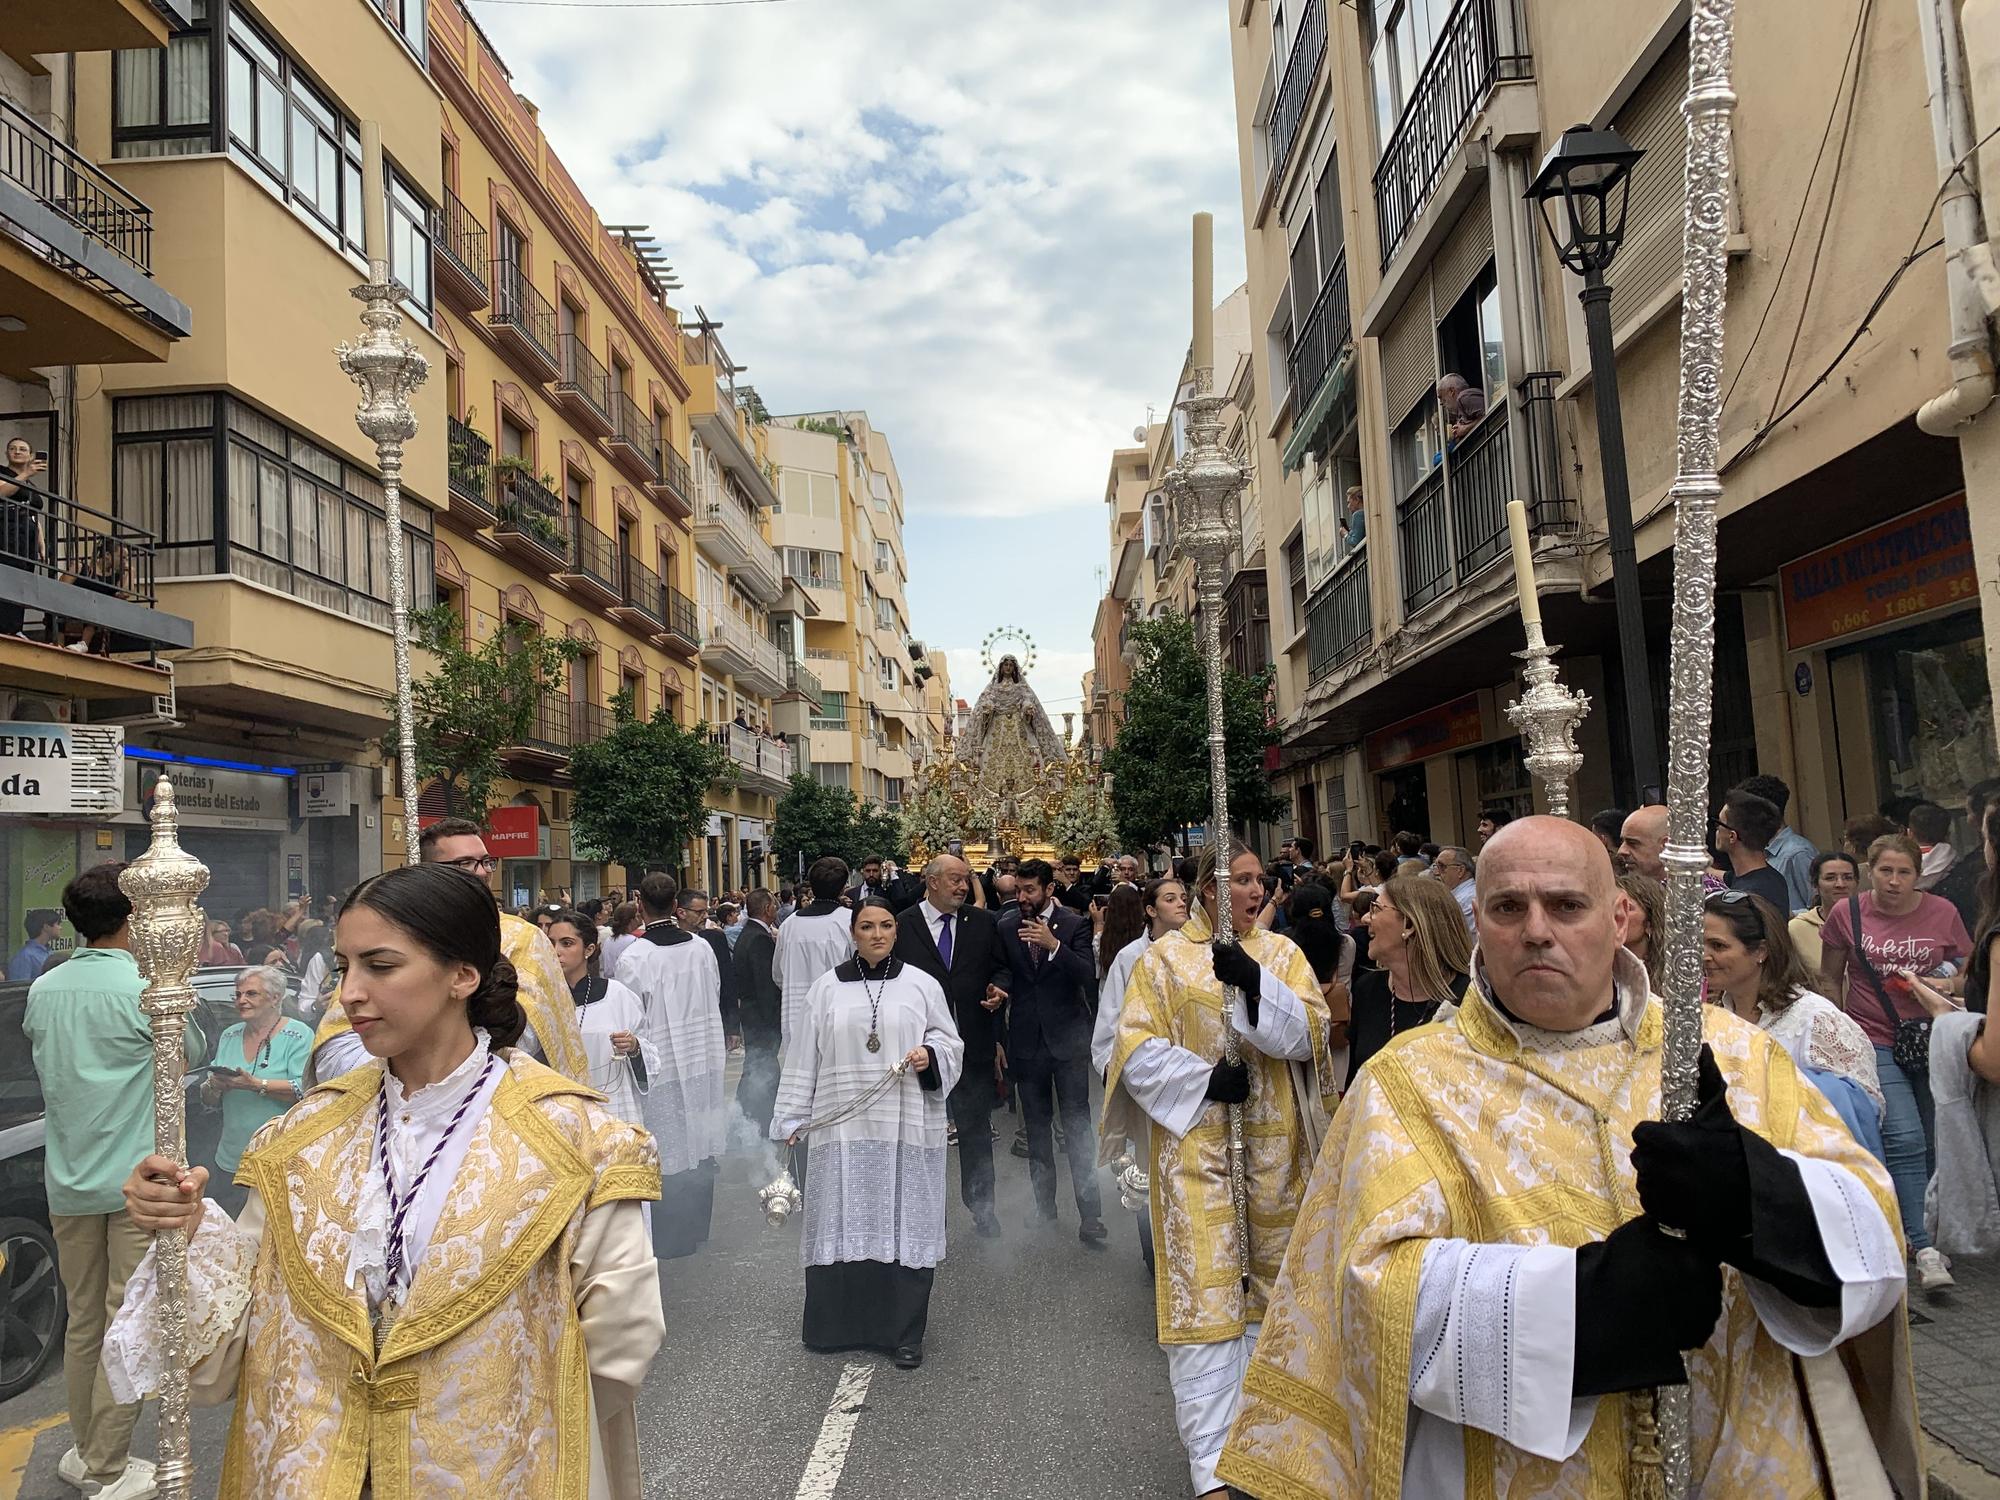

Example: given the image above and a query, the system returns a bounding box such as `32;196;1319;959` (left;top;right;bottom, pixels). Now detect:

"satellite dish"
1132;425;1148;442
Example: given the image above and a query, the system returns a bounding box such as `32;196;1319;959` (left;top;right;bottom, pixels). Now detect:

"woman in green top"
199;965;311;1214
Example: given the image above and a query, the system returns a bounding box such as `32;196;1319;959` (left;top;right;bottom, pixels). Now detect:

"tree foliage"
852;802;909;866
1103;614;1281;850
568;701;731;875
771;774;909;877
400;605;581;822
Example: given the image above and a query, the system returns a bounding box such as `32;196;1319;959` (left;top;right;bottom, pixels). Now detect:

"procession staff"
618;872;726;1261
312;817;589;1088
1103;841;1336;1499
773;898;963;1370
1219;819;1917;1500
108;863;663;1500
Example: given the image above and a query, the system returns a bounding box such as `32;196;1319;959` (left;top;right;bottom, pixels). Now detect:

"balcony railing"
607;390;662;481
1307;546;1371;680
1396;382;1576;619
555;333;615;433
447;416;494;521
494;467;570;566
490;258;559;375
784;655;823;703
562;513;621;602
1288;249;1351;417
510;692;571;756
432;188;489;306
1269;0;1327;188
1372;0;1517;266
660;443;694;513
712;723;794;785
2;485;159;606
662;583;701;648
570;700;612;747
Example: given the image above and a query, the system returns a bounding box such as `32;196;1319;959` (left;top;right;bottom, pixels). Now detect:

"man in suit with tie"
732;888;783;1131
999;858;1106;1245
895;853;1011;1237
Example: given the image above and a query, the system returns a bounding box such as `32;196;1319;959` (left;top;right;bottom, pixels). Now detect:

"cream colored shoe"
84;1459;157;1500
56;1447;89;1492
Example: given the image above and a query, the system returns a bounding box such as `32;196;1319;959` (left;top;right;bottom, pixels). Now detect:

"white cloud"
473;0;1242;687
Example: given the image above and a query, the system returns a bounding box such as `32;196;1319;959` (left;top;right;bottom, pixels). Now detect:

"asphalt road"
0;1077;1190;1500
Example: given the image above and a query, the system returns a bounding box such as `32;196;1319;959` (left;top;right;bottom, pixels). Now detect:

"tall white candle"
360;120;387;278
1507;499;1541;629
1192;212;1214;375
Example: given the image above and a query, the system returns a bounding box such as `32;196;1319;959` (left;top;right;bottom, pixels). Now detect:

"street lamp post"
1526;125;1662;804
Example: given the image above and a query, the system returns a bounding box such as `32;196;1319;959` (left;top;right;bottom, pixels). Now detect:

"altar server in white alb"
773;897;963;1370
616;872;725;1260
545;909;657;1129
775;856;857;1062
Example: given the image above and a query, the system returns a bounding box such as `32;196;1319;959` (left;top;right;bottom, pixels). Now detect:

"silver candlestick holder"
1504;622;1591;818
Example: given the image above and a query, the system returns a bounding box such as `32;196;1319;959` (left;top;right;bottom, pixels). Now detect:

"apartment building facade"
0;1;199;944
767;411;932;825
1226;0;1991;853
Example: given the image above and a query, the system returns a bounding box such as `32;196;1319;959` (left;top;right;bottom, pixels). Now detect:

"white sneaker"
1915;1246;1956;1290
83;1460;157;1500
56;1448;89;1492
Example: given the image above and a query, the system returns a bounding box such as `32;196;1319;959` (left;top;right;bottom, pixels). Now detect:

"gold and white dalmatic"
104;1044;663;1500
1217;952;1922;1500
1102;910;1339;1494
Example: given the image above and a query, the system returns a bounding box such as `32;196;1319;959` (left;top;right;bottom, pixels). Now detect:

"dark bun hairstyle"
339;863;527;1050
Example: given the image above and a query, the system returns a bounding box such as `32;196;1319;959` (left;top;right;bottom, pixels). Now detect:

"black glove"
1211;941;1263;1027
1631;1045;1750;1251
1572;1216;1724;1397
1205;1056;1250;1104
1633;1045;1844;1307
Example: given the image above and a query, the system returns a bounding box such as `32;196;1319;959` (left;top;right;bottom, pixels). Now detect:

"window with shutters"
1609;30;1690;331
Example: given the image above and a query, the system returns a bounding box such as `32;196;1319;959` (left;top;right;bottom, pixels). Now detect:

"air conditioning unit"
67;725;126;814
96;671;180;732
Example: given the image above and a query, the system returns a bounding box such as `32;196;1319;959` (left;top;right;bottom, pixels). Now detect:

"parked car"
0;965;306;1403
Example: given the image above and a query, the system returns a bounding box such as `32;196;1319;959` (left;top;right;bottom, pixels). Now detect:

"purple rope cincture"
375;1050;497;1293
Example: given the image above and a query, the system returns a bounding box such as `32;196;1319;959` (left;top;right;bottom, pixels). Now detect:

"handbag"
1847;893;1931;1072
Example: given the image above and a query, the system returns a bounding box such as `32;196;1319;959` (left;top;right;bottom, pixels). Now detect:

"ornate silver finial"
1504;626;1591;817
118;775;211;1500
758;1168;804;1227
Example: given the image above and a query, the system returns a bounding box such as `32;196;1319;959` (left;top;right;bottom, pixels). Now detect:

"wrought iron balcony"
0;97;189;344
660;583;701;656
493;466;570;570
446;416;494;525
569;699;613;748
606;389;662;484
1;483;194;654
433;188;489;309
503;692;572;766
489;258;560;379
556;512;621;607
783;655;822;704
656;443;695;518
1372;0;1521;266
1306;548;1371;680
555;333;615;437
1269;0;1327;189
611;552;667;635
1288;249;1351;418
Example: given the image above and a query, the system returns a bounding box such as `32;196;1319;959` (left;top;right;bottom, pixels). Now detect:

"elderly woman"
199;965;312;1215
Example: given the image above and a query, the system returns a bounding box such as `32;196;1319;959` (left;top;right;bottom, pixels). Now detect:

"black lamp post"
1526;124;1662;804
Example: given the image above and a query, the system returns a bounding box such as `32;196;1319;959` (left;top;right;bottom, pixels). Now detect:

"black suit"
998;903;1102;1220
895;902;1010;1217
733;920;781;1129
695;928;738;1038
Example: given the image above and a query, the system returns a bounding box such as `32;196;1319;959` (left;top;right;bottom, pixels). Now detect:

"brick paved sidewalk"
1913;1251;2000;1484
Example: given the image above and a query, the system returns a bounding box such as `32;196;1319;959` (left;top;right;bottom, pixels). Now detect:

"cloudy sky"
471;0;1246;719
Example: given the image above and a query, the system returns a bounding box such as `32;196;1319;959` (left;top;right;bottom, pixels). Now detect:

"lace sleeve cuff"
103;1203;258;1405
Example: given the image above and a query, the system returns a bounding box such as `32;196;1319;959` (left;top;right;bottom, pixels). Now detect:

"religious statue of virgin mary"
960;655;1068;844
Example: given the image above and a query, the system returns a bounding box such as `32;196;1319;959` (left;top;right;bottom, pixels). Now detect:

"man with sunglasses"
1716;790;1794;915
307;817;590;1087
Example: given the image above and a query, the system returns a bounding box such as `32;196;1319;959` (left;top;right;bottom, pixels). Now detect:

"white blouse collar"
382;1028;495;1122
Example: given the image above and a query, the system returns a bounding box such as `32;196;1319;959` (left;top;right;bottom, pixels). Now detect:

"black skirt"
654;1159;717;1260
802;1260;935;1355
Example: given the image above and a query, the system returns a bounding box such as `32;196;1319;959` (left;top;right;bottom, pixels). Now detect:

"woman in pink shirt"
1819;832;1973;1288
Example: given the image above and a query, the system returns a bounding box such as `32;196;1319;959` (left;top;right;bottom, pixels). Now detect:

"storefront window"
1858;613;1995;840
1462;738;1532;824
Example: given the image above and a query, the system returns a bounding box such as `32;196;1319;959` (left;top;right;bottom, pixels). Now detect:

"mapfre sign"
0;723;125;815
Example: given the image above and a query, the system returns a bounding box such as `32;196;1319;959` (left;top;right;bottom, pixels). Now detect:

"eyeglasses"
444;855;498;874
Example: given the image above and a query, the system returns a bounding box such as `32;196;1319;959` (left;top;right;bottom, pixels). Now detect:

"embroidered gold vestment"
314;910;591;1086
1216;986;1916;1500
222;1049;659;1498
1103;910;1339;1345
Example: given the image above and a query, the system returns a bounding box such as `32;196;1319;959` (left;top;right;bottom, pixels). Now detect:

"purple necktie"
937;911;953;967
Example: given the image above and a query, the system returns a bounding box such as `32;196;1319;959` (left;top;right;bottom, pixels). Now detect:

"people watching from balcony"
1437;372;1488;445
1339;484;1366;557
62;536;135;655
0;437;48;637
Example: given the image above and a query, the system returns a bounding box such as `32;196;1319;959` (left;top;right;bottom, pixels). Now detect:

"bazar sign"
1365;694;1484;771
0;724;72;813
1781;495;1975;650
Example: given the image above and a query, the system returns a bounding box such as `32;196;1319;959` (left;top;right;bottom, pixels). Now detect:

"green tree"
771;773;860;877
399;605;581;822
568;699;731;875
851;802;909;865
1104;613;1281;851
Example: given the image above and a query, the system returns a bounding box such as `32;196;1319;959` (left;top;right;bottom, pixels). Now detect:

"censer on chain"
757;1057;910;1228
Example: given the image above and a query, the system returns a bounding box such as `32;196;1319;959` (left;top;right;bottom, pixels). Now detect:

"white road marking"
793;1361;874;1499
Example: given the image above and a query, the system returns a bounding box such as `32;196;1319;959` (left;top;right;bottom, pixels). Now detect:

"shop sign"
1780;495;1976;650
738;818;767;841
127;760;290;827
300;770;353;817
484;806;543;859
705;812;727;837
0;724;73;814
1364;693;1485;772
